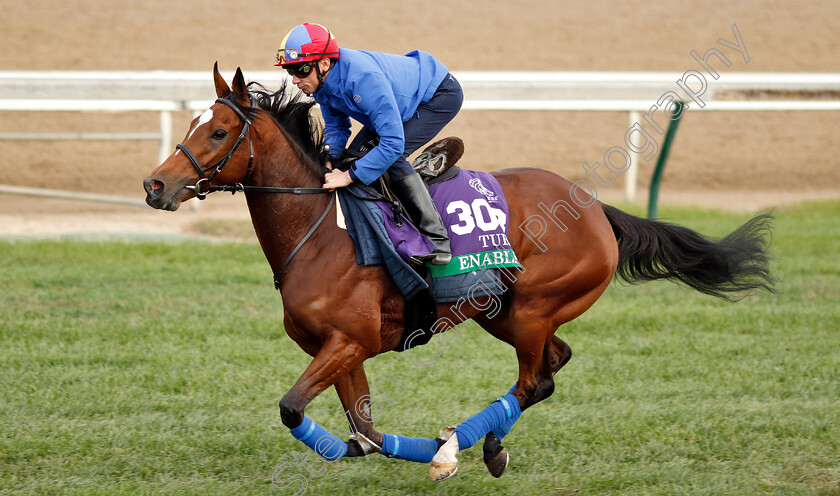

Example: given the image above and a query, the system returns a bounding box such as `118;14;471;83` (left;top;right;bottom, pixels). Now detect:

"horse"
143;65;775;481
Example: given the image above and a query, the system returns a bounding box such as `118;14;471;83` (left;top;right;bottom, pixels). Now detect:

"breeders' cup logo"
469;178;499;203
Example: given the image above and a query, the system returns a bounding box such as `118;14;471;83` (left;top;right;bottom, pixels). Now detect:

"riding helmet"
275;23;340;67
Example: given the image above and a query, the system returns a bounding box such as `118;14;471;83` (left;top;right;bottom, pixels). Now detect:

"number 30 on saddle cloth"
425;167;523;301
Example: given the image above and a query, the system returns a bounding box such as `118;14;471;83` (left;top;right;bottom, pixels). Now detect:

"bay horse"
143;65;774;481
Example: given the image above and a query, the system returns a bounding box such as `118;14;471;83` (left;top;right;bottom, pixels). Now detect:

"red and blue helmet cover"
275;23;339;66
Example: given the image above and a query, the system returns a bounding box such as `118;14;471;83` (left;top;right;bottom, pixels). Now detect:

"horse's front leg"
333;364;383;457
278;333;371;461
334;363;441;463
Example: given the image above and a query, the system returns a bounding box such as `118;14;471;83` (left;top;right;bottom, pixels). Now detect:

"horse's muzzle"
143;177;179;210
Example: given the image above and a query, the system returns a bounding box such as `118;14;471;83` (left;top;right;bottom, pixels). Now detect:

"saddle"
411;136;465;180
334;136;465;187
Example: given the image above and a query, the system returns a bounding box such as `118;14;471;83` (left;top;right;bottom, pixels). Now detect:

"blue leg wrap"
491;416;518;440
289;416;348;461
492;383;520;440
454;392;522;450
379;433;438;463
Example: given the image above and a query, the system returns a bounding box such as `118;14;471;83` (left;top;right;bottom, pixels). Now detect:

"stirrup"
431;252;452;265
409;252;451;266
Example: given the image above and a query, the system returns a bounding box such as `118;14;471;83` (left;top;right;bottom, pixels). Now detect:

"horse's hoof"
429;460;458;482
482;433;509;477
484;446;509;478
430;432;459;482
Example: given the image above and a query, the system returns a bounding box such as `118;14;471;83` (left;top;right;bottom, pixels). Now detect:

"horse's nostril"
144;178;165;197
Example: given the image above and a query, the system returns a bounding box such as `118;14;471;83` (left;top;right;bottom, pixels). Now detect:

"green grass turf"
0;201;838;495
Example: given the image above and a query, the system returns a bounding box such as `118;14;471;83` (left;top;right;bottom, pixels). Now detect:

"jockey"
275;22;462;266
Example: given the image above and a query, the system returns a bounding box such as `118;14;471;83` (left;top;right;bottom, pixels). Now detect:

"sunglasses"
285;62;316;78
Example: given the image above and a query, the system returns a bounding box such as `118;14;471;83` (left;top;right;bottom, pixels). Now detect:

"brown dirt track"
2;0;839;237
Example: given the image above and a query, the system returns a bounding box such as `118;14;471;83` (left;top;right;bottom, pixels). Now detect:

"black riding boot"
391;173;452;265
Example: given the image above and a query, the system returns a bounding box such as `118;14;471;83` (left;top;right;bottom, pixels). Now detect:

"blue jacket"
313;48;449;185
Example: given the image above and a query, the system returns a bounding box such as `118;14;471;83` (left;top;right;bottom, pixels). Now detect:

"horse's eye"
211;129;227;140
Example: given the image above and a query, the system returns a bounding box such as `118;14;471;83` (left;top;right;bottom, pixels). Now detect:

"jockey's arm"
345;72;405;186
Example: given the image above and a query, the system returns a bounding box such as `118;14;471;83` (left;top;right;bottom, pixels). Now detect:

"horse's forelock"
246;82;326;176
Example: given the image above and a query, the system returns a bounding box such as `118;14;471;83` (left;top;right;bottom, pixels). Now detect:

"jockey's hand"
323;169;353;190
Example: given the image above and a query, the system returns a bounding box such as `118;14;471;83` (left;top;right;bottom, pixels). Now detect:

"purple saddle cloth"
338;167;522;302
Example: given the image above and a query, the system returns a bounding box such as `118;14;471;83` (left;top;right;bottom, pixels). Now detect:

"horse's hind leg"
480;334;570;476
431;315;560;480
549;334;573;375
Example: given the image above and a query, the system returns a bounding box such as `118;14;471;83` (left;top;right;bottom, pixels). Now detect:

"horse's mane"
232;81;326;177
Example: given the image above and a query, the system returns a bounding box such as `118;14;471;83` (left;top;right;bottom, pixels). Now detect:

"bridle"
179;96;256;200
179;93;334;286
180;94;335;198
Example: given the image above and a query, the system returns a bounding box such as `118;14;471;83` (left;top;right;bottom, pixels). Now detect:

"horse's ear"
232;67;249;105
213;62;231;98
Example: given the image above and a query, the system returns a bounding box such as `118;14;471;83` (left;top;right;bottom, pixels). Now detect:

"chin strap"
314;64;329;92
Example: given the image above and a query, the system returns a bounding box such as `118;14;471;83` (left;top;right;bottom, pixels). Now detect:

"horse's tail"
601;204;776;300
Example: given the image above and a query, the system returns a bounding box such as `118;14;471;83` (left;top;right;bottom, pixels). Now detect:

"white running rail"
1;71;838;204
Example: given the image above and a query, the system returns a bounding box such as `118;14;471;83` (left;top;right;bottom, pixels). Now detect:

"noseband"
178;96;255;200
